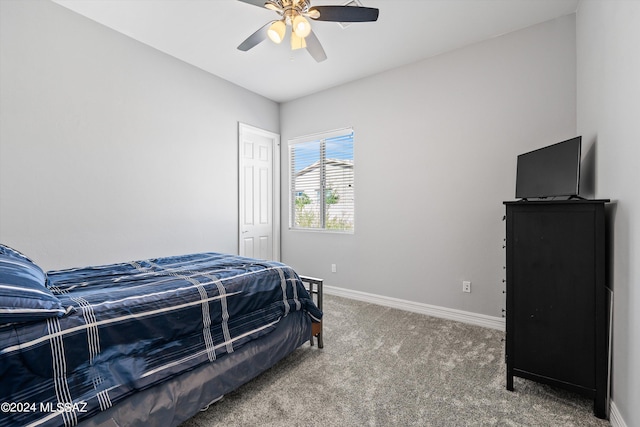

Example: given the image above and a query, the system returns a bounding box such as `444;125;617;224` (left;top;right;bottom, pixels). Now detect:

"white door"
238;123;280;260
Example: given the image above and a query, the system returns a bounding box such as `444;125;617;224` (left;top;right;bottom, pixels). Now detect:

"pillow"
0;248;65;324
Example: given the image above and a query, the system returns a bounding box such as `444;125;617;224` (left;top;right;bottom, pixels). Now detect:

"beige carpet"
181;294;610;426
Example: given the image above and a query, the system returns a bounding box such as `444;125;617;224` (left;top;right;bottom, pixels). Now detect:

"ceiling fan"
237;0;379;62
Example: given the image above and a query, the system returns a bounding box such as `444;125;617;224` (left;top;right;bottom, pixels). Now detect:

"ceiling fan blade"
308;6;379;22
305;30;327;62
237;0;268;8
237;21;274;51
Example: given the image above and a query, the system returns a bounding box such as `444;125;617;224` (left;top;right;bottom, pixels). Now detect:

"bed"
0;244;322;427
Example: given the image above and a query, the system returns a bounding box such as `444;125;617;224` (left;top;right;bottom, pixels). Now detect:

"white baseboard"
609;401;627;427
323;285;505;331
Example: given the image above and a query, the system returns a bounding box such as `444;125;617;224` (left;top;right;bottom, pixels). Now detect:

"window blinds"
289;128;354;231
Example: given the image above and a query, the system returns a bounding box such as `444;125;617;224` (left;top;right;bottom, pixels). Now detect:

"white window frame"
288;127;354;233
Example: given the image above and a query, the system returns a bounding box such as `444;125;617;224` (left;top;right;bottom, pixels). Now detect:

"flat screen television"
515;136;581;200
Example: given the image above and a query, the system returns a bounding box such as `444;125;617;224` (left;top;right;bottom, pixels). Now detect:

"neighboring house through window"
289;128;354;232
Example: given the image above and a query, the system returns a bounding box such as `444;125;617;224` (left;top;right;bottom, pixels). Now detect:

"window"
289;128;354;232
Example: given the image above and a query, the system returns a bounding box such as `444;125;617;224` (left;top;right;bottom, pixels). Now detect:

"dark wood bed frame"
300;275;323;349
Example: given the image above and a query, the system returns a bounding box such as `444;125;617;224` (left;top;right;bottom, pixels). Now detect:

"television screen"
515;136;581;199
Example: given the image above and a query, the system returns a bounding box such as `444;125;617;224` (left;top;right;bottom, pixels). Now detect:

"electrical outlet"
331;264;337;273
463;281;471;293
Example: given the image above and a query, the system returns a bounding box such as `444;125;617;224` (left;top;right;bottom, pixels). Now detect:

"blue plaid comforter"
0;252;321;427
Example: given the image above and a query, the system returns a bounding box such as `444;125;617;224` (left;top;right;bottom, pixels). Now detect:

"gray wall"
280;15;577;318
577;2;640;425
0;0;279;270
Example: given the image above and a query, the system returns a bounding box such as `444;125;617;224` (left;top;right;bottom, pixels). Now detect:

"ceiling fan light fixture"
290;32;307;50
292;15;311;38
267;20;286;44
237;0;379;62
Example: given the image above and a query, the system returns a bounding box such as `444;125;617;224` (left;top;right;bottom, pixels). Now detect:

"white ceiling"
52;0;579;103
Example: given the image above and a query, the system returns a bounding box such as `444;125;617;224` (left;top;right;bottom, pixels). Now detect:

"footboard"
299;275;323;349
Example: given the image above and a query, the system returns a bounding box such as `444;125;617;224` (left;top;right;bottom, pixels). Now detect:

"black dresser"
503;199;610;419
